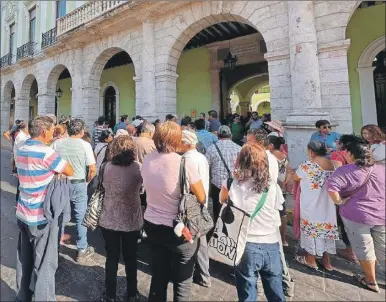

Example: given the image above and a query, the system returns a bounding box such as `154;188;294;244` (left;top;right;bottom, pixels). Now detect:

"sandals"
353;273;380;293
295;255;318;270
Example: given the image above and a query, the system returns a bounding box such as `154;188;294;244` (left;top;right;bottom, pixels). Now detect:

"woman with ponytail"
328;140;385;293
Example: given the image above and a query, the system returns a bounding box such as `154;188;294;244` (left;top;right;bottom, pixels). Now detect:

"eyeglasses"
322;125;331;130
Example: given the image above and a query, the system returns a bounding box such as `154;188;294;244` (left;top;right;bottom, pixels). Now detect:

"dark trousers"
16;220;59;302
144;220;198;302
336;206;351;247
100;227;139;299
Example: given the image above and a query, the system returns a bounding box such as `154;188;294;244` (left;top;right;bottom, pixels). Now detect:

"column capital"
318;39;351;54
356;66;376;73
133;76;142;82
155;71;179;80
264;52;290;62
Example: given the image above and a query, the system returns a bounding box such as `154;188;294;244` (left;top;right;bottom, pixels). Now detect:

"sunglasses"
321;125;331;130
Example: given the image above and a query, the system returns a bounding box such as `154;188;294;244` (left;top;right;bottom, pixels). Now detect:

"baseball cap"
218;125;231;136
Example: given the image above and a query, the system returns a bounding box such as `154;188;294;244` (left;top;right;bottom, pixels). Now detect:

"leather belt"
70;179;86;184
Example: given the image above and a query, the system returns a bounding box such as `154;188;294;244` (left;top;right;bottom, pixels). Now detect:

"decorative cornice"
318;39;351;53
264;52;290;62
155;71;179;80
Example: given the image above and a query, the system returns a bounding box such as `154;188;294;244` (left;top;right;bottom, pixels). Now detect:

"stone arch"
46;64;72;96
19;74;37;101
86;47;137;88
1;80;16;131
99;81;120;124
357;36;385;125
246;80;270;103
161;1;289;73
227;74;269;98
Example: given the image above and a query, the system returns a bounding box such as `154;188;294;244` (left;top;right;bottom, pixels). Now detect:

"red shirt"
330;150;350;166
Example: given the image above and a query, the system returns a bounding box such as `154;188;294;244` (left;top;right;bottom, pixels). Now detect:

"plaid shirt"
205;140;241;189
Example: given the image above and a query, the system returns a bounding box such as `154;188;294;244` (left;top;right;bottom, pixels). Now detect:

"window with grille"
29;7;36;43
9;23;15;55
56;0;66;19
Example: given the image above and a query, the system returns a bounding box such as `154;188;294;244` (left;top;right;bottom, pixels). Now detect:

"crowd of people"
2;110;385;301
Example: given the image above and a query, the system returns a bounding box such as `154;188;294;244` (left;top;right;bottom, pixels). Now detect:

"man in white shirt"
56;118;96;262
181;130;211;288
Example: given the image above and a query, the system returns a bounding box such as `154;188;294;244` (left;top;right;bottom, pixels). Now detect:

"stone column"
14;98;30;122
78;86;100;130
284;0;330;167
37;93;56;116
357;66;377;126
155;71;179;119
0;99;11;133
139;21;157;120
210;68;221;113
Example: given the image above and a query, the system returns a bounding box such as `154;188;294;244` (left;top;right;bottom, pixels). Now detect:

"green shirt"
231;123;244;141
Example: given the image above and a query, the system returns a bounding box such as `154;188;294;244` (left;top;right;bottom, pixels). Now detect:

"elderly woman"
180;130;211;288
94;130;113;176
99;136;143;302
293;141;338;271
265;120;284;138
220;143;285;301
246;128;268;146
361;124;385;163
141;121;206;301
328;140;385;293
310;120;341;152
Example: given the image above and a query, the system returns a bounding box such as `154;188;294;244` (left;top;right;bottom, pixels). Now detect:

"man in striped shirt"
15;116;74;301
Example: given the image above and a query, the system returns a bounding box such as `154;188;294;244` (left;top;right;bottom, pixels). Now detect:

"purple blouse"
328;164;385;226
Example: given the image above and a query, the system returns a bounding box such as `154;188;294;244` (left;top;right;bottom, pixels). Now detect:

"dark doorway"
104;86;116;128
373;49;386;130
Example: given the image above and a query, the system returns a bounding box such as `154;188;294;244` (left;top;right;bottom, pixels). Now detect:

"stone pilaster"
210;68;221;113
77;86;100;131
285;1;330;167
37;93;56;116
14;98;30;122
140;21;157;120
155;71;179;119
0;99;11;133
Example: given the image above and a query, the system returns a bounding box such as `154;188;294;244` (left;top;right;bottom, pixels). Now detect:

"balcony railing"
17;41;35;61
41;27;57;49
0;54;13;69
57;0;126;36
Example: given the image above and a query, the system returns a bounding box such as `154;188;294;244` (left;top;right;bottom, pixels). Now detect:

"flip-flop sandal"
295;255;318;270
353;273;380;293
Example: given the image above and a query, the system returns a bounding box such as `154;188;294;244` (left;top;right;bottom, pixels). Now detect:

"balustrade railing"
57;0;127;36
0;53;13;69
17;41;35;60
41;27;57;49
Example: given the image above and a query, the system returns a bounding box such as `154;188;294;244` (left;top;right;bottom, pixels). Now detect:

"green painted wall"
177;47;211;117
100;64;136;119
234;75;269;102
346;4;386;133
57;77;72;117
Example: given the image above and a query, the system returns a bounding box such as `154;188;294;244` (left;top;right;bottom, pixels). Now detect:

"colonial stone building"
1;1;385;165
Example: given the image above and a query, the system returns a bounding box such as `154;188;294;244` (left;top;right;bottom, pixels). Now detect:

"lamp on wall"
223;40;237;71
55;87;63;98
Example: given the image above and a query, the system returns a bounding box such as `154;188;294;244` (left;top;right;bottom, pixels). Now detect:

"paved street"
1;147;385;301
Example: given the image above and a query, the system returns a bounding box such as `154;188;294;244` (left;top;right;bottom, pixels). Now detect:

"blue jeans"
235;242;285;302
70;182;88;250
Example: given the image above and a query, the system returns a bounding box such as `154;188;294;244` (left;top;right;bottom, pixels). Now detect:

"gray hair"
45;114;57;125
68;118;85;136
28;116;54;138
141;122;155;133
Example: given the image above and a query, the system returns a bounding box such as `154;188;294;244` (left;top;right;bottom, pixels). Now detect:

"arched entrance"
18;74;38;122
1;81;16;131
103;86;116;128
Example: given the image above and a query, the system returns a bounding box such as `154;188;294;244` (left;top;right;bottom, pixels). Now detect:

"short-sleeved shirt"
56;138;96;180
15;139;67;225
249;119;263;129
142;152;200;227
196;129;218;151
13;131;30;156
310;131;341;150
328;164;385;225
209;119;221;133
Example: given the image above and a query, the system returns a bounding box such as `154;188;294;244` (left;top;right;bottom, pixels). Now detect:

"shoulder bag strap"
214;142;232;179
345;165;374;198
98;162;108;188
179;157;189;195
96;144;108;158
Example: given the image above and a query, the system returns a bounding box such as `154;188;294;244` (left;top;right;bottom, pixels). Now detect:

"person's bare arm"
220;185;229;204
328;191;349;205
61;162;74;177
331;160;343;168
87;164;96;182
190;180;206;205
3;131;11;141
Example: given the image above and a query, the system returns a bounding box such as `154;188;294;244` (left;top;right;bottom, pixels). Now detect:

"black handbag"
175;157;214;239
82;162;107;230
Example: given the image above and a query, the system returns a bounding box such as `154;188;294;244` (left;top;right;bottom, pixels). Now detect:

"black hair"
200;112;206;118
209;111;218;119
266;136;285;150
120;115;128;122
68;118;85;136
307;141;327;156
339;134;365;150
346;141;374;167
17;121;27;131
194;119;205;130
97;116;105;125
99;130;111;143
181;116;192;126
165;114;175;121
315;119;330;128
